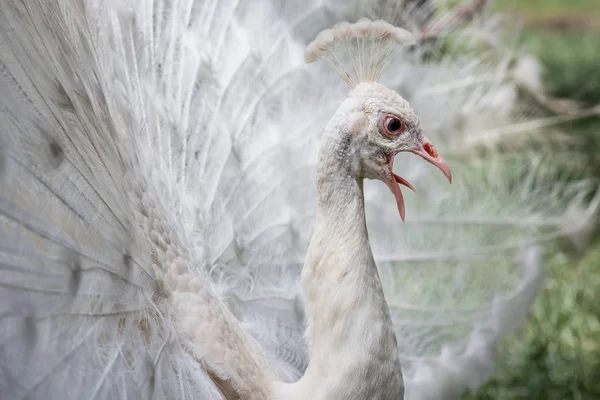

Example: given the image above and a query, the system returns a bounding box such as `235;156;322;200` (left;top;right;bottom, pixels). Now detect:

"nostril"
423;142;438;158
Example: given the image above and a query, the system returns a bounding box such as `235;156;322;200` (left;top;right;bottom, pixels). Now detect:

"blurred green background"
465;0;600;399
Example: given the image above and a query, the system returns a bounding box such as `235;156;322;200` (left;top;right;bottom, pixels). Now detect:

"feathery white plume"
305;18;415;86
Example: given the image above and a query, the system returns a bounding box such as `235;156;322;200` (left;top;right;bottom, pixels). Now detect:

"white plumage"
0;0;597;399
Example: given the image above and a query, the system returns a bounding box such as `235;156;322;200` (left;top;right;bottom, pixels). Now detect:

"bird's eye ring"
381;114;405;136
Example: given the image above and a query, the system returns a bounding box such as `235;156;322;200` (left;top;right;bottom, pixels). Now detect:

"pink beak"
387;140;452;222
410;140;452;184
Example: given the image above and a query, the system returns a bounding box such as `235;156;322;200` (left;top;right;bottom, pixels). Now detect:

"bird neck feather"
276;113;402;399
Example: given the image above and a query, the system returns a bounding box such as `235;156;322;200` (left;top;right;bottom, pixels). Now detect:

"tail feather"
0;1;225;398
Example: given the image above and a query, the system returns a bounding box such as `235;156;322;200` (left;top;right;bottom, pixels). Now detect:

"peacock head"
306;18;452;221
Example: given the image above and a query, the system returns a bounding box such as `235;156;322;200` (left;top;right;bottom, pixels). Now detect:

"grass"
463;0;600;399
466;245;600;399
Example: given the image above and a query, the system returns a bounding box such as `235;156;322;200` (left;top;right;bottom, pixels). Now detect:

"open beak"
386;139;452;222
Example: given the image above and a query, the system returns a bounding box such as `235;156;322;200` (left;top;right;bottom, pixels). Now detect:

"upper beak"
409;139;452;183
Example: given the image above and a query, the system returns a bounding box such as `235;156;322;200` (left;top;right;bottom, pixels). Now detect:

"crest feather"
305;18;415;87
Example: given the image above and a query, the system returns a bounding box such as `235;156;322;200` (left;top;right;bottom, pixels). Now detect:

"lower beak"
409;140;452;183
386;139;452;222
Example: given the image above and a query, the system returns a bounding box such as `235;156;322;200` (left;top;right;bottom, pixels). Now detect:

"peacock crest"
304;18;415;87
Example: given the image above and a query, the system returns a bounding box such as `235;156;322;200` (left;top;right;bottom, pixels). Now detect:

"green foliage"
466;246;600;399
463;1;600;398
494;0;600;20
514;27;600;181
516;30;600;105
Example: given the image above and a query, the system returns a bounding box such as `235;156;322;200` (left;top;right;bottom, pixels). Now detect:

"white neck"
274;107;404;400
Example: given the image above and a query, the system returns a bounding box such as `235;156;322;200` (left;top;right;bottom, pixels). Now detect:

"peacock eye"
381;114;405;136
